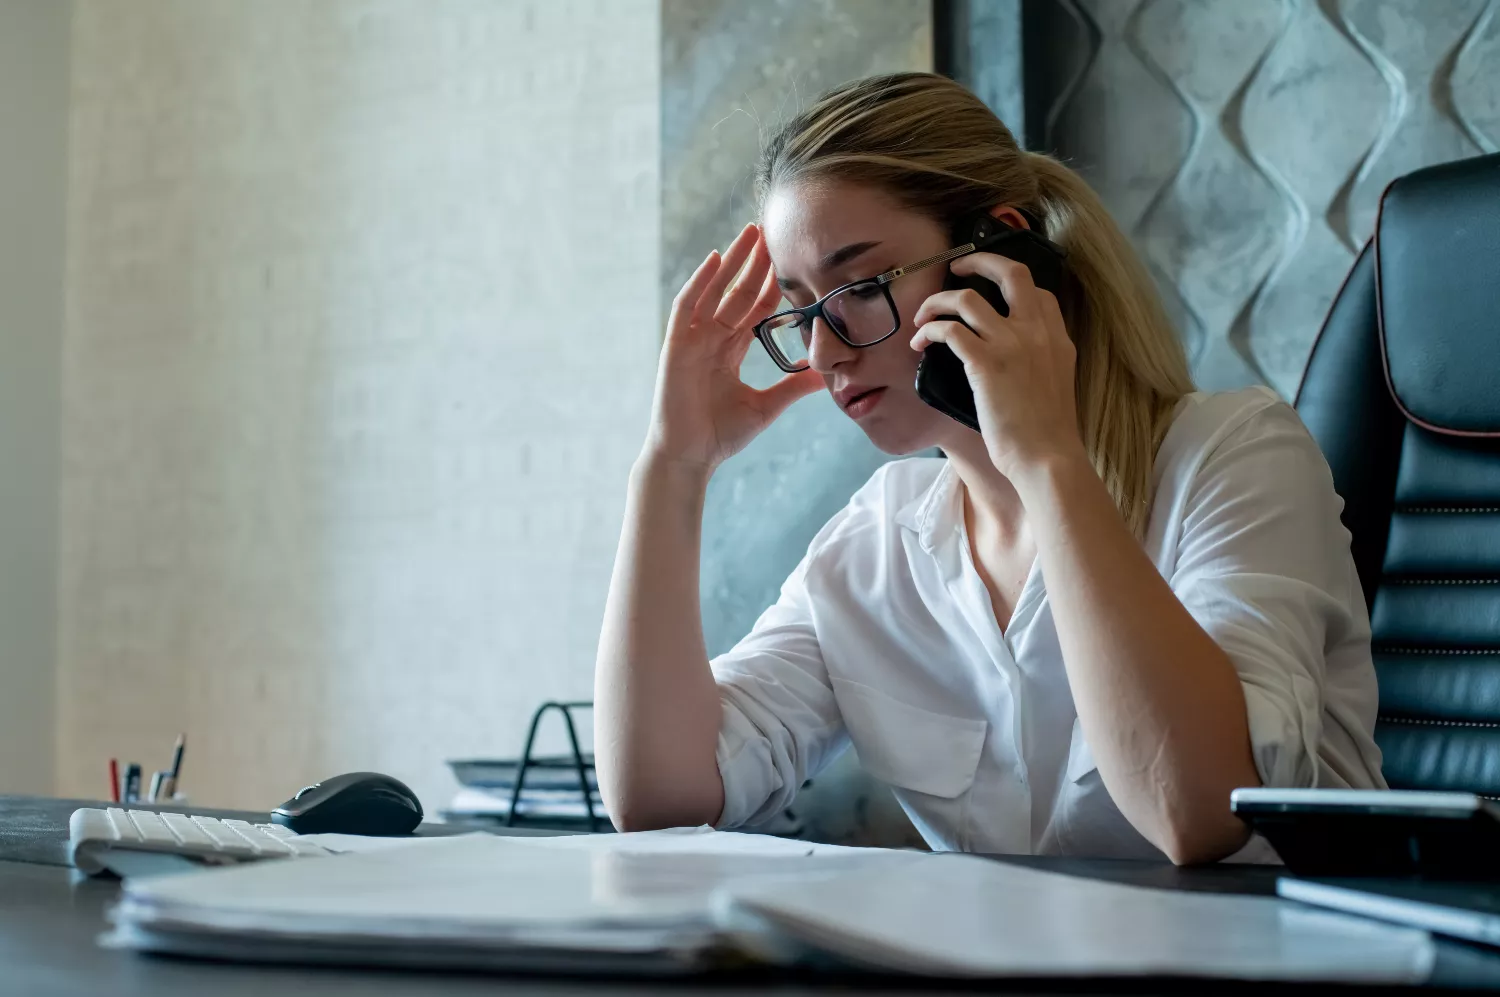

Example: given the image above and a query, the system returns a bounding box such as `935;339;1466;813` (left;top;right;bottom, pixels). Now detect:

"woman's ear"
987;204;1030;231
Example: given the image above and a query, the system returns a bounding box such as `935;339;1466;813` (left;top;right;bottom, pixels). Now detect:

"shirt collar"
894;460;964;552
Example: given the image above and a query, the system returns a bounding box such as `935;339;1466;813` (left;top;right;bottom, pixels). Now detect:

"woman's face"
761;181;970;456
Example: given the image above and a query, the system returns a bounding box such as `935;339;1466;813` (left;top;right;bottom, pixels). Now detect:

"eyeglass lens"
761;283;897;371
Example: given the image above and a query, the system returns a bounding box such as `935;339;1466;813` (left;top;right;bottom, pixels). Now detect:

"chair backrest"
1296;152;1500;794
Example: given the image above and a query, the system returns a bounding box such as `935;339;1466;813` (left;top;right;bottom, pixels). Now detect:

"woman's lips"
844;387;887;419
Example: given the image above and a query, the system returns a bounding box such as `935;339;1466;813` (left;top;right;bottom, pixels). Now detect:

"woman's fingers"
728;266;785;366
948;254;1041;322
910;319;982;365
667;250;724;340
694;223;760;324
747;264;784;327
755;366;825;421
714;235;773;329
914;289;1005;338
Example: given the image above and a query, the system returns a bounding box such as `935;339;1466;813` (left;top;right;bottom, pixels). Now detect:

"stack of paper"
445;757;604;823
105;828;1437;982
106;828;902;974
447;786;605;821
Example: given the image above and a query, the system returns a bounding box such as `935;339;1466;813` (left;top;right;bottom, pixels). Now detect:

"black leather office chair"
1296;152;1500;794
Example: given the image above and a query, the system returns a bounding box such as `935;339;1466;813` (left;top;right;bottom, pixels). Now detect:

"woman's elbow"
1157;809;1252;866
601;775;725;834
610;807;714;834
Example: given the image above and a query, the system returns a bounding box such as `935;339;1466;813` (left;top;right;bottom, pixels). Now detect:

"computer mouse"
271;771;423;835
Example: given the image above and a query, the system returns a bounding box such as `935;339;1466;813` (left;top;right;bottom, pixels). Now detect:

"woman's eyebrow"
775;240;884;292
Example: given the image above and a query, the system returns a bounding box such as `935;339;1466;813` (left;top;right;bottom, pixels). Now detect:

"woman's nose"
806;316;857;374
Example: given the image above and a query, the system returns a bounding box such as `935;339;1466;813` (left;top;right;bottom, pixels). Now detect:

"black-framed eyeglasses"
753;240;990;374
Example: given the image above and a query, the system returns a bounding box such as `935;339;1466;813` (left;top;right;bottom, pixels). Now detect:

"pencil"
109;758;120;804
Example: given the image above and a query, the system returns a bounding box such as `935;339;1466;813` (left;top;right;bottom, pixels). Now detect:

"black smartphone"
914;214;1069;431
1232;787;1500;879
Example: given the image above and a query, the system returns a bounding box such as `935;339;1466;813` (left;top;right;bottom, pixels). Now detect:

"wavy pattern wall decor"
1035;0;1499;397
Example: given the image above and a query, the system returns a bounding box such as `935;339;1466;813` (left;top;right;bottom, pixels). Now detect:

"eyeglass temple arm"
875;243;977;285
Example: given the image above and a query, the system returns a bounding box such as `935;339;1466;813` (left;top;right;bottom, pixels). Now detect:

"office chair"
1296;152;1500;794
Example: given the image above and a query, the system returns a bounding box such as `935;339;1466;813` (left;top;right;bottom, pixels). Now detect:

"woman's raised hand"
643;223;824;472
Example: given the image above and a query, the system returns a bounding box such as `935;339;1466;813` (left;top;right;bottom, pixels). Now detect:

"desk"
5;795;1500;994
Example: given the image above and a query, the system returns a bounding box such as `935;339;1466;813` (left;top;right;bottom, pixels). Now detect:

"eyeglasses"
753;240;991;374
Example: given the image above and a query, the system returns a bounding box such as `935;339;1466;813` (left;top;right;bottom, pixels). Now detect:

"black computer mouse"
271;771;423;835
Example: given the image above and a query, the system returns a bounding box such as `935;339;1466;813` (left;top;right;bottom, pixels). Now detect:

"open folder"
106;828;1435;982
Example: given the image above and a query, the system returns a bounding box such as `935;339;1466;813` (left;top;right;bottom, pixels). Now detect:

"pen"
160;733;185;800
108;759;120;804
123;763;141;805
147;771;164;804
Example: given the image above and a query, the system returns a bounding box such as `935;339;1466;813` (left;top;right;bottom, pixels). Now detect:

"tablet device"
1277;876;1500;947
1231;788;1500;879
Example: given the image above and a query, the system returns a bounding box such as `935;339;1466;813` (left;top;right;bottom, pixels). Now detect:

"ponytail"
1025;151;1194;534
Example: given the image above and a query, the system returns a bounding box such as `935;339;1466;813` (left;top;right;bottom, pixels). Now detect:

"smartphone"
1231;787;1500;879
915;215;1069;431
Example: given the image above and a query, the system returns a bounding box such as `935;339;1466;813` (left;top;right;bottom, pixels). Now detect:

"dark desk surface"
5;795;1499;995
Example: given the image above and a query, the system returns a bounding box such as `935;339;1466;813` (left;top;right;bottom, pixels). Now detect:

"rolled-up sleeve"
711;552;848;829
1168;402;1370;789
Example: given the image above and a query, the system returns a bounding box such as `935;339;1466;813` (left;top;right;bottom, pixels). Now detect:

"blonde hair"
756;73;1195;537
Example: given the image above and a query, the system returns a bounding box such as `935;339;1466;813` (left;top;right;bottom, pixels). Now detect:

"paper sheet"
299;826;890;859
298;831;489;854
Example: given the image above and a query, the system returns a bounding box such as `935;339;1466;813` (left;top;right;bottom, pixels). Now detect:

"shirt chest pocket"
830;677;988;798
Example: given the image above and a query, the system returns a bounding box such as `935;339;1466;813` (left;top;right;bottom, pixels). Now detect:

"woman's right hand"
643;223;825;472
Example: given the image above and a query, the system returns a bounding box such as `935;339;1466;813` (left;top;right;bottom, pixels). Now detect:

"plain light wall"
0;0;70;794
57;0;660;810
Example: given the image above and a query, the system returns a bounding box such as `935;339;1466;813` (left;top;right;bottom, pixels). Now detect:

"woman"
594;73;1384;864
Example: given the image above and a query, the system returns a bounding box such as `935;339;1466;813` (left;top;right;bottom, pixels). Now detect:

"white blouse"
711;387;1386;859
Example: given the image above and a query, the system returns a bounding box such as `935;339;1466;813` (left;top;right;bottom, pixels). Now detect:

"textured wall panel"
1027;0;1500;397
59;0;660;810
1050;0;1203;359
1132;0;1289;390
1341;0;1490;240
1241;0;1385;396
1453;3;1500;151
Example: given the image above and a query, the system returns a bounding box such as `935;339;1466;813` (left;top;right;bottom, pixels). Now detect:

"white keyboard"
70;807;335;875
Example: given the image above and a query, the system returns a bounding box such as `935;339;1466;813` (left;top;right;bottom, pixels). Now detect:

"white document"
108;830;915;973
298;826;885;858
724;853;1437;983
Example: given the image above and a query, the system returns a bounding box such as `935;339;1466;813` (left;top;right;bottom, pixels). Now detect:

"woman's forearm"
1013;455;1261;864
594;452;726;831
